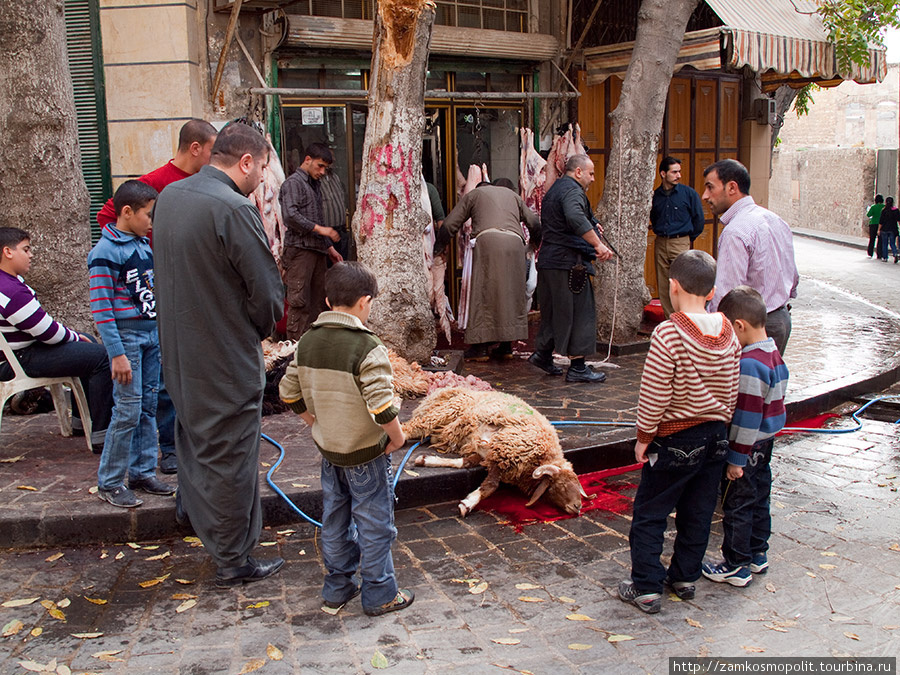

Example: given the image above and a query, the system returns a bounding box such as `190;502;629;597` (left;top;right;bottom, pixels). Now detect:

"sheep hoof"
458;503;469;518
414;455;426;467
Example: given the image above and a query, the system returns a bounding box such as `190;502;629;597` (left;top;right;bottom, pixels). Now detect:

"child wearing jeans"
279;261;413;616
702;286;788;586
90;180;174;508
619;250;741;613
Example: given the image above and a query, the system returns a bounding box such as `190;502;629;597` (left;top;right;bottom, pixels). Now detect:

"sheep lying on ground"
403;387;587;517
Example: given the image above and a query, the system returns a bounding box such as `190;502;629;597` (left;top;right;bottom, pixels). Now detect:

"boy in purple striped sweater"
1;227;113;448
702;286;789;587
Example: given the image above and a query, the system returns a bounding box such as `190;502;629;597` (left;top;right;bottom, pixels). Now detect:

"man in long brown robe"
443;179;540;360
153;124;285;587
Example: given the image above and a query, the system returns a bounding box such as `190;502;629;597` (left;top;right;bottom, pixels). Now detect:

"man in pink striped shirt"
703;160;798;355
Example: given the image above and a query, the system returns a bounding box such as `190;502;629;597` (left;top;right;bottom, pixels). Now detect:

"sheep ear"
525;477;550;507
532;464;561;479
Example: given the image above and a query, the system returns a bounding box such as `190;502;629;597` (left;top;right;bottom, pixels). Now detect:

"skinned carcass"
403;388;587;517
248;136;287;263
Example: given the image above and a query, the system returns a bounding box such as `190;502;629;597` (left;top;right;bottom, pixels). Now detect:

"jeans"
628;421;728;594
97;327;160;490
721;439;773;567
867;224;879;257
156;370;175;459
0;337;112;446
878;231;899;260
320;454;398;610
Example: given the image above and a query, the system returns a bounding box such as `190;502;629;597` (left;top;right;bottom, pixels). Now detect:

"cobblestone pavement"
0;407;897;674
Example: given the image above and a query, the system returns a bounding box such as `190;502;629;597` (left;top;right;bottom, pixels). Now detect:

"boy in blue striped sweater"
702;286;789;586
89;180;174;508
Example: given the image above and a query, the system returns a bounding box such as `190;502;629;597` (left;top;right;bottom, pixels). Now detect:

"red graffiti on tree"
358;143;415;239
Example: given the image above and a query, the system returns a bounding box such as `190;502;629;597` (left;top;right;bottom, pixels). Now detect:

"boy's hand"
634;440;650;464
385;431;406;455
111;354;132;385
726;464;744;481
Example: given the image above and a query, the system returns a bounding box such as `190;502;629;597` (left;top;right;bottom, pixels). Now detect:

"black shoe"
565;365;607;383
527;352;562;376
129;475;176;496
97;485;143;508
159;453;177;474
174;490;193;529
665;577;696;600
322;586;361;611
215;556;285;588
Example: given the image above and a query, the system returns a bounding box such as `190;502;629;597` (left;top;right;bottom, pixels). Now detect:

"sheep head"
525;464;585;515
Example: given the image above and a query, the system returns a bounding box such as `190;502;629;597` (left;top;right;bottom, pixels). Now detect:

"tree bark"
593;0;701;344
770;84;799;174
0;0;93;332
351;0;436;362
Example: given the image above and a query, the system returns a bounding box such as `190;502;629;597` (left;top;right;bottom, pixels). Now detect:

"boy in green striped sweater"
279;261;413;617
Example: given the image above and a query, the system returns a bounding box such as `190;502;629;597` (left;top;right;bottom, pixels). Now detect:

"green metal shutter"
64;0;112;243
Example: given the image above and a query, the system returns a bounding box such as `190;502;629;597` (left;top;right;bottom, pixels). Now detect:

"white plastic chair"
0;332;92;451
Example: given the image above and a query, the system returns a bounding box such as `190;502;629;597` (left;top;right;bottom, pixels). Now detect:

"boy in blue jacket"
89;180;174;508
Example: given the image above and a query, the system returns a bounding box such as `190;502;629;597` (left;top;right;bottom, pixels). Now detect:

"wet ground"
0;406;897;674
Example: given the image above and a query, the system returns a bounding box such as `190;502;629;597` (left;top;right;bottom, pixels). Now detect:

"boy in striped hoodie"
702;286;788;587
619;250;741;614
89;180;174;508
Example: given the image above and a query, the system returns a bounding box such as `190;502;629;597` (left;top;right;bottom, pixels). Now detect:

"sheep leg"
414;455;464;469
459;464;502;517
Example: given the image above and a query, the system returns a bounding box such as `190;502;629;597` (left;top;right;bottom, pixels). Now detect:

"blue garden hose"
262;396;899;528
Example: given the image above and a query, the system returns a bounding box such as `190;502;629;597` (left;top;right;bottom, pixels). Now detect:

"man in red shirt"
97;119;217;474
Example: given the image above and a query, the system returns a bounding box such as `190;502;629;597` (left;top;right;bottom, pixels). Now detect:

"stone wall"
769;147;876;237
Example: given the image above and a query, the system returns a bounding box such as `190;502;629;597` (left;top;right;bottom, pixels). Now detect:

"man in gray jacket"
153;123;285;588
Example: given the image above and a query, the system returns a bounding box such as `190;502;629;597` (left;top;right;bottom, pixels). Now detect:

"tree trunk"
593;0;701;344
351;0;436;362
770;84;799;175
0;0;93;332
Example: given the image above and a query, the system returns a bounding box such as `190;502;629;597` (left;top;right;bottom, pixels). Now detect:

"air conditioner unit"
752;98;777;126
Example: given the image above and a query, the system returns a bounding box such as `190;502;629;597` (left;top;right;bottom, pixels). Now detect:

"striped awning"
584;0;886;89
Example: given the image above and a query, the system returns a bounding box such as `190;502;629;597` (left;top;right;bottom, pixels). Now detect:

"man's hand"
315;224;341;243
327;247;343;264
594;242;613;262
725;464;744;481
111;354;132;385
634;440;650;464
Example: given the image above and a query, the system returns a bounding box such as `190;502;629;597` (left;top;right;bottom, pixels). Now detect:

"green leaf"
371;649;389;669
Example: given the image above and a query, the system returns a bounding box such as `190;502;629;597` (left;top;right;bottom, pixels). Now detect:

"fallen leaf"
246;601;270;609
686;617;703;628
238;659;266;674
517;596;544;603
98;654;125;663
843;632;860;641
145;551;170;561
0;455;24;463
143;545;160;550
16;486;38;491
566;614;594;622
829;615;854;623
607;634;634;643
88;486;99;494
175;579;195;585
17;661;47;672
568;643;592;651
557;596;576;603
126;543;141;549
45;553;64;563
371;650;389;669
175;599;197;614
2;619;24;637
403;469;419;477
71;632;103;639
821;551;837;557
48;608;66;622
491;638;521;645
114;552;125;560
266;643;283;661
882;625;899;631
40;600;55;610
276;529;296;536
450;578;479;585
259;541;277;547
469;582;489;595
91;650;122;658
2;597;39;608
806;572;817;578
819;564;837;570
57;666;71;675
291;483;310;488
515;583;541;591
138;573;170;588
742;646;766;653
889;544;900;552
298;550;306;556
57;598;70;608
84;597;107;605
765;583;776;593
508;628;529;634
171;593;197;601
29;627;42;638
668;592;683;602
183;536;203;546
99;550;108;560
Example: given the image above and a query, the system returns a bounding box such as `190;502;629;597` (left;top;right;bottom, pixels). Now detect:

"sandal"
364;588;415;617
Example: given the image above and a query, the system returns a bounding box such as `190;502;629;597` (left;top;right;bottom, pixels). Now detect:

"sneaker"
565;365;607;383
527;352;563;376
749;552;768;574
617;580;661;613
322;587;361;611
129;475;176;496
364;588;415;617
665;577;696;600
159;453;177;474
701;560;753;587
98;485;143;508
